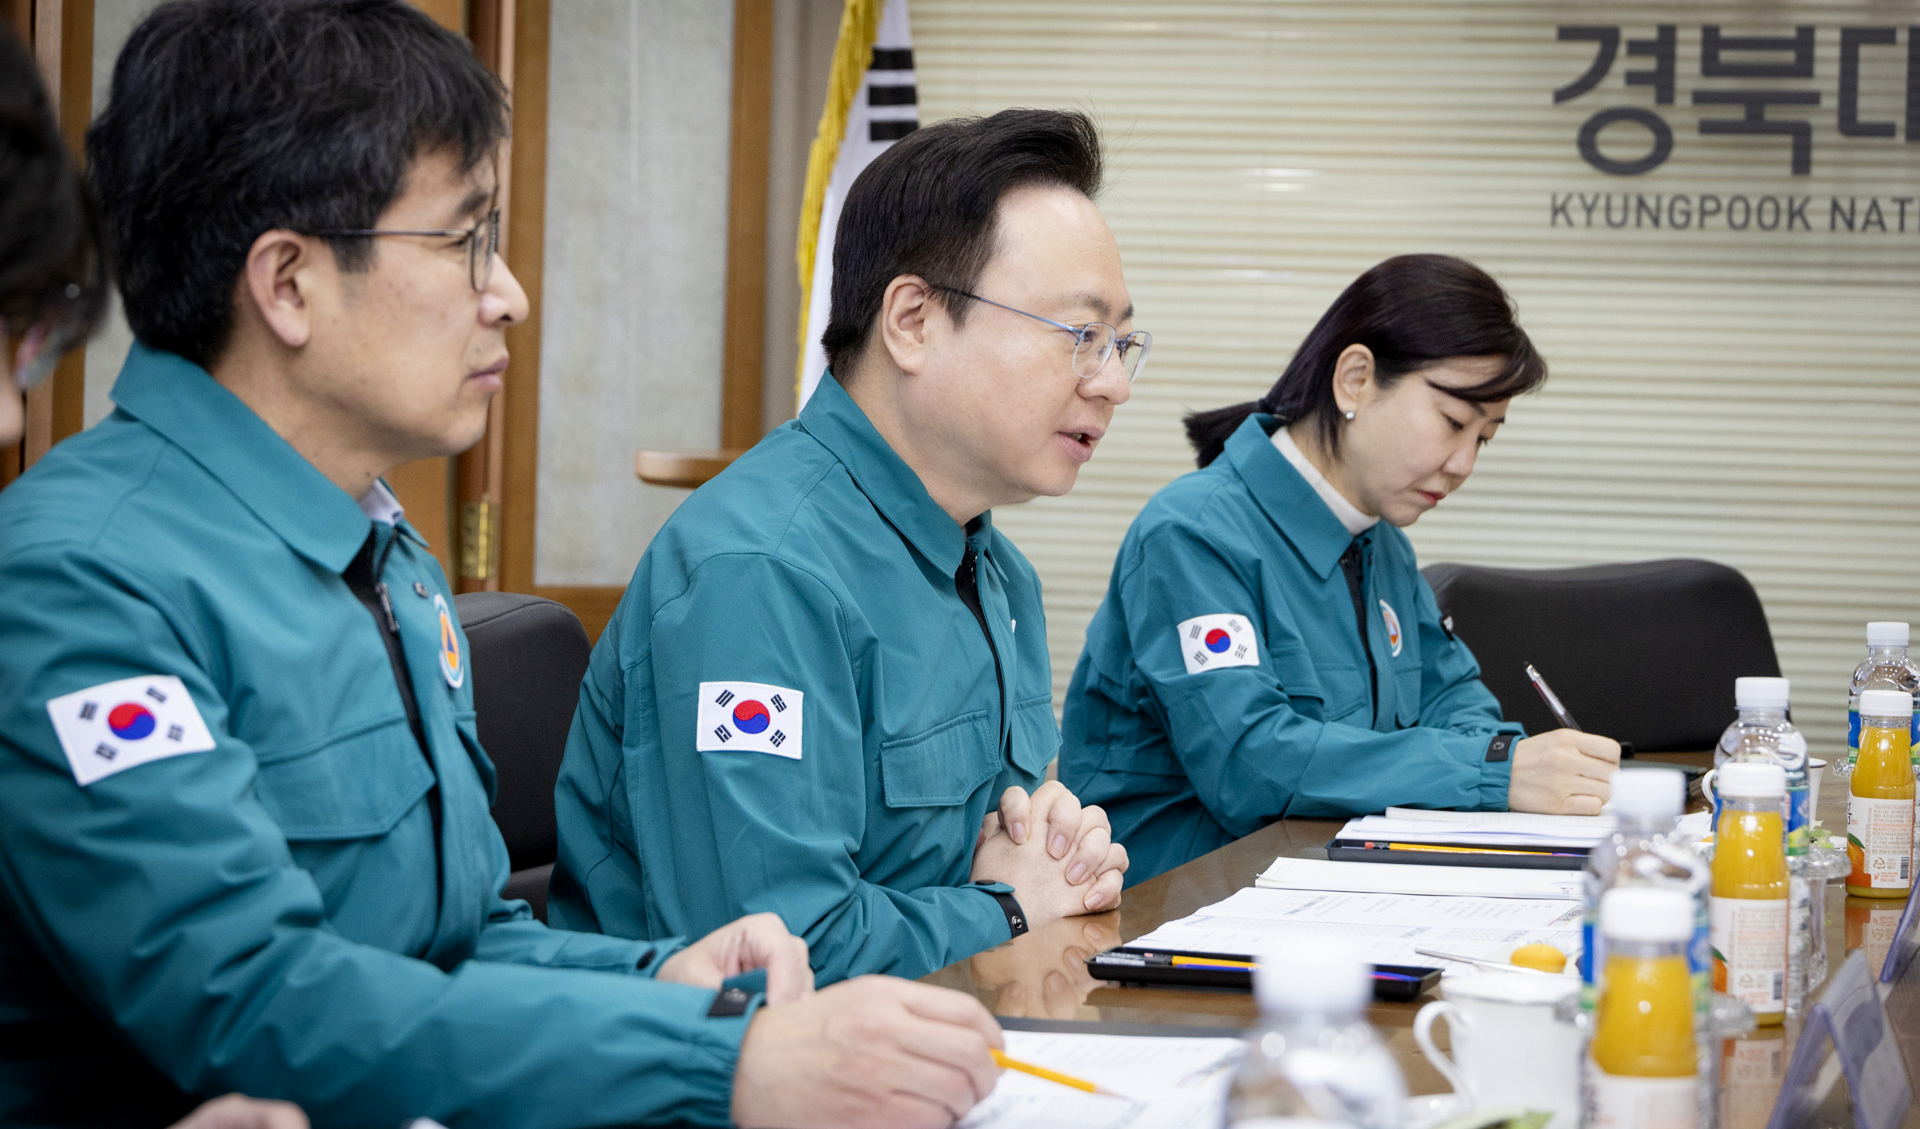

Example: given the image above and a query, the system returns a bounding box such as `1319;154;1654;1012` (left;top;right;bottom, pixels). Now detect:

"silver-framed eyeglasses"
931;284;1151;383
310;207;500;292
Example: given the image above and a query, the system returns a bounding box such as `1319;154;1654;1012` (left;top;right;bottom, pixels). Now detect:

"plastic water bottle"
1224;939;1406;1129
1586;887;1701;1129
1576;768;1713;1128
1715;678;1809;855
1580;768;1703;1011
1844;622;1920;780
1712;677;1816;1011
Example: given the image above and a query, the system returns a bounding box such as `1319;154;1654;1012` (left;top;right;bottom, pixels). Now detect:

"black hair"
820;107;1103;378
86;0;508;368
0;28;105;339
1184;254;1547;468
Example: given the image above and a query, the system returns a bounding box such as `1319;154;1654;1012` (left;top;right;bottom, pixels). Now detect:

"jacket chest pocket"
878;710;999;808
1008;695;1059;778
253;717;436;840
1393;664;1424;728
1266;639;1359;723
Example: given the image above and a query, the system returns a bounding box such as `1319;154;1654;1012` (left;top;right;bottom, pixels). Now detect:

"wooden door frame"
516;0;774;641
0;0;776;645
1;0;90;489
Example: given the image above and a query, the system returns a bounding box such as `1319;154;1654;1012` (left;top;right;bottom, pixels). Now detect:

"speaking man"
551;108;1141;983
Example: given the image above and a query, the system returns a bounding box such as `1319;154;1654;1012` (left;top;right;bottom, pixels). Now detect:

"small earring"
1343;409;1355;421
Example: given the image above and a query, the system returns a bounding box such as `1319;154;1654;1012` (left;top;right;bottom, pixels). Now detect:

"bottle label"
1847;794;1915;890
1689;909;1712;1018
1785;782;1810;856
1587;1067;1699;1129
1581;916;1598;986
1710;896;1787;1014
1848;708;1861;765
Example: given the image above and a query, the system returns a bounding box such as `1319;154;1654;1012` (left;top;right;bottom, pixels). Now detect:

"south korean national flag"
1176;613;1260;675
46;675;217;786
696;681;804;759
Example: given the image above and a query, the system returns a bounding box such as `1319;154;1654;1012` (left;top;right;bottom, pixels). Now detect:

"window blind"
913;0;1920;751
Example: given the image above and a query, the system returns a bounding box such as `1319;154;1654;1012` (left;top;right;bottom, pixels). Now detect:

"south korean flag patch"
696;681;804;759
1176;614;1260;675
46;675;217;786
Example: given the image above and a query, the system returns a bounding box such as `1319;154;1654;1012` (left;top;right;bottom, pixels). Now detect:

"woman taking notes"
1058;255;1620;883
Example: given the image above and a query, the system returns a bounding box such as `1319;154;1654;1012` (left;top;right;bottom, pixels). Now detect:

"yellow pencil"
1169;955;1256;969
991;1049;1127;1097
1375;842;1580;857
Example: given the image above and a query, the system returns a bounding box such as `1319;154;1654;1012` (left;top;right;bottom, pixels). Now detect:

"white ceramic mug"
1412;972;1581;1126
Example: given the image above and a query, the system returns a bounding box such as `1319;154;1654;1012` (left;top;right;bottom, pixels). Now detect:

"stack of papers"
1338;807;1616;849
958;1031;1244;1129
1128;887;1583;975
1257;856;1581;900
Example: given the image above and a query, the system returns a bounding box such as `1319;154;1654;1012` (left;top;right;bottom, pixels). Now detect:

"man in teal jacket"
0;5;1003;1128
551;110;1140;982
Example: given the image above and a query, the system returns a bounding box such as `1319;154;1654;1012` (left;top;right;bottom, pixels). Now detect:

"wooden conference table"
924;752;1920;1127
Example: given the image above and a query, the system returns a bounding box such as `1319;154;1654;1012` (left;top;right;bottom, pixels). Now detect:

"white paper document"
957;1030;1244;1129
1129;887;1583;974
1382;807;1616;834
1256;856;1581;900
1341;810;1612;848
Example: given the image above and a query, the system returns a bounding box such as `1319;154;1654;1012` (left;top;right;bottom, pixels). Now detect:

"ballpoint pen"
1525;662;1581;731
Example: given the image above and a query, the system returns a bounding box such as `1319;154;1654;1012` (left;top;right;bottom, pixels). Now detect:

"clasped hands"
970;780;1129;929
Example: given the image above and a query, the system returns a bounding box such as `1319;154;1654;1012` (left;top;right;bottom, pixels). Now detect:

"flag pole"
794;0;884;405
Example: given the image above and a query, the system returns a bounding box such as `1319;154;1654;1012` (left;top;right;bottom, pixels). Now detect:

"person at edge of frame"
2;22;305;1129
0;4;1004;1128
1058;254;1623;885
550;108;1139;984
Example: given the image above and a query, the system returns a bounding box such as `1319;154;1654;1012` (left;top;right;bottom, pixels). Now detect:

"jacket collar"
800;371;972;574
1224;413;1360;579
110;344;378;574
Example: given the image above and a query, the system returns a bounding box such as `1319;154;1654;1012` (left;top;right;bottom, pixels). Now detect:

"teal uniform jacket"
550;372;1055;984
1058;414;1523;883
0;346;757;1129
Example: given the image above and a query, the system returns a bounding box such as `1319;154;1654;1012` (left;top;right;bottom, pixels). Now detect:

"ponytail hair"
1183;254;1547;468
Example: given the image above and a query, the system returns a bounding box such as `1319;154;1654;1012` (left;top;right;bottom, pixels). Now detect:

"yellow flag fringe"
794;0;884;400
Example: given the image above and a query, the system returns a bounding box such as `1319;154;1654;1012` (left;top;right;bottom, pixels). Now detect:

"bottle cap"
1611;767;1683;821
1717;761;1786;798
1601;886;1692;944
1859;690;1913;718
1253;936;1370;1014
1867;622;1910;647
1734;677;1790;709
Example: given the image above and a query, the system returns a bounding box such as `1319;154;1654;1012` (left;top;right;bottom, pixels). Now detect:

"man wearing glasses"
551;109;1142;985
0;4;1010;1128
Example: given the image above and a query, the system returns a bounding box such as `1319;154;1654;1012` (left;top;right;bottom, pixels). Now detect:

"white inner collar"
1272;426;1378;536
357;479;406;526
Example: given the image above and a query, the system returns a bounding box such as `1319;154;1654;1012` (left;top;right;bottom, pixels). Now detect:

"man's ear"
1330;343;1376;414
237;229;324;350
876;274;936;377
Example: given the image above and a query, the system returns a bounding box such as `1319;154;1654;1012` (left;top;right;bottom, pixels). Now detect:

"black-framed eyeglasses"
930;284;1151;383
310;208;500;292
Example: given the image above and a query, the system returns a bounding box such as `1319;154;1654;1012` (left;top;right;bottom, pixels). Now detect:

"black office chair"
455;592;594;922
1420;559;1780;753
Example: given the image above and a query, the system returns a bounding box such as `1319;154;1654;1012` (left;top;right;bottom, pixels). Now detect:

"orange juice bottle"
1589;887;1699;1129
1848;689;1916;899
1711;762;1788;1026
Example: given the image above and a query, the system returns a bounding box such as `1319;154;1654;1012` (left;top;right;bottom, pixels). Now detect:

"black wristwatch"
973;882;1030;938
